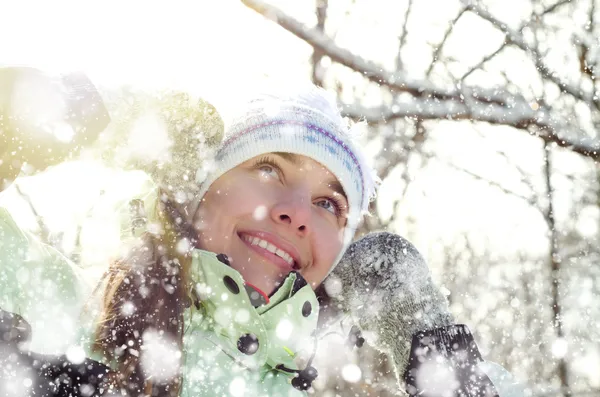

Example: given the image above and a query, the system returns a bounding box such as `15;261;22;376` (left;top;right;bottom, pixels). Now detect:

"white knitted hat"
191;85;378;271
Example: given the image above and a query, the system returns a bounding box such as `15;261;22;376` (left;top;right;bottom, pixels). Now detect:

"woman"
94;86;521;397
91;85;378;397
1;80;519;397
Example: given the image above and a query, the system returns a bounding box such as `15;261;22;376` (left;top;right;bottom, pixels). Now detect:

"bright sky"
0;0;313;116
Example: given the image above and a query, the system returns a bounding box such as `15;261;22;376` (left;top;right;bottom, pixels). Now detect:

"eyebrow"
273;152;349;202
327;179;348;203
273;152;304;166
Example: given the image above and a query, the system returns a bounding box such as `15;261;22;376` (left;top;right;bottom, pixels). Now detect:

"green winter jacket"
0;207;96;355
0;206;316;397
180;250;318;396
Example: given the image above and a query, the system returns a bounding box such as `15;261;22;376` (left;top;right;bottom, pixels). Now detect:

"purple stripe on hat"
219;119;365;209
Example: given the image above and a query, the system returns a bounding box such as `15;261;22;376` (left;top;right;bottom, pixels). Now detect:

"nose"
271;193;312;236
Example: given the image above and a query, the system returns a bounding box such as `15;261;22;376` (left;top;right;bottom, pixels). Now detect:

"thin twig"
460;42;508;82
469;125;540;203
242;0;518;106
582;0;597;78
14;183;50;244
518;0;573;34
462;0;593;105
431;154;537;207
425;7;468;76
396;0;414;71
540;0;573;16
457;0;567;90
495;148;538;202
243;0;600;162
311;0;328;86
543;142;570;397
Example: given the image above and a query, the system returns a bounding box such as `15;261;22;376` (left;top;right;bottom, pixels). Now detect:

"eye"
258;163;280;180
252;157;283;181
315;197;341;216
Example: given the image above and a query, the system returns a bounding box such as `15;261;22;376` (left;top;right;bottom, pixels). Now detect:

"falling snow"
1;1;600;396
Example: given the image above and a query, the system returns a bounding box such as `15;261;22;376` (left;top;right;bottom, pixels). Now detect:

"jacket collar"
187;250;319;371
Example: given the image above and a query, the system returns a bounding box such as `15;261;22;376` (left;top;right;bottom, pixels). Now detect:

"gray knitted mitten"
330;232;454;379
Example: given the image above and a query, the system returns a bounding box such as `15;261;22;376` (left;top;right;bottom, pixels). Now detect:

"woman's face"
194;152;349;294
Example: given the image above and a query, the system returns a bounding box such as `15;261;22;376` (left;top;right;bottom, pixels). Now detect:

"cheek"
309;221;345;279
317;217;344;252
194;180;276;243
236;182;280;219
193;192;236;250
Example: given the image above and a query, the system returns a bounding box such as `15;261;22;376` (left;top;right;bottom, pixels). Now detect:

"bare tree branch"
396;0;414;71
425;7;468;76
311;0;328;86
539;0;573;17
14;183;50;245
242;0;600;162
579;0;597;79
341;100;600;161
544;143;570;397
519;0;573;35
494;148;539;203
461;0;595;106
428;153;537;207
242;0;516;106
460;42;508;82
468;125;541;204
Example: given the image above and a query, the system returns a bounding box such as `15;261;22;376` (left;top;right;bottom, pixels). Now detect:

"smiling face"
193;152;349;294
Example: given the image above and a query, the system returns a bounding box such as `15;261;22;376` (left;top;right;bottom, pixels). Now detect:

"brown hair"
92;201;195;396
90;89;223;396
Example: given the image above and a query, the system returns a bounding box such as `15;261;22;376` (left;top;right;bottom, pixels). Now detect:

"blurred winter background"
1;0;599;396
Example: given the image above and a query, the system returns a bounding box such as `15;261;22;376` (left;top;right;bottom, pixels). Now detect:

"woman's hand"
1;67;109;187
329;232;517;397
1;307;111;396
329;232;454;378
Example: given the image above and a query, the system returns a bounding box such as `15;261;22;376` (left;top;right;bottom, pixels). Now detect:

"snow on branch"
426;7;468;76
242;0;516;106
242;0;600;161
341;99;600;161
461;0;594;105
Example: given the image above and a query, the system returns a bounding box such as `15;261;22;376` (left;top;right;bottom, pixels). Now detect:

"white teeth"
275;249;293;265
266;243;277;253
243;235;295;266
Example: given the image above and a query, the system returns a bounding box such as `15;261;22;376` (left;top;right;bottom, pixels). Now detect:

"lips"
238;231;301;270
